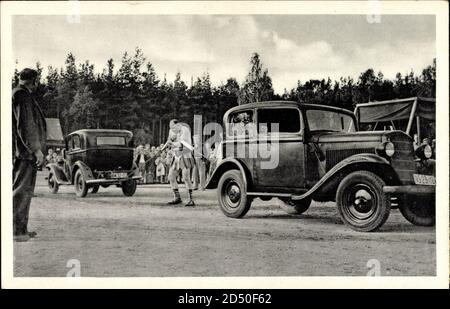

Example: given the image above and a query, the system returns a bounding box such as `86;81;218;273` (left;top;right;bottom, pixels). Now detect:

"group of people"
135;119;222;207
45;148;62;165
134;125;221;194
134;144;172;185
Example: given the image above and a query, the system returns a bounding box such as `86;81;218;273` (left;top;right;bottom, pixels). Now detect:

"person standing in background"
135;145;147;184
45;148;54;164
12;68;47;242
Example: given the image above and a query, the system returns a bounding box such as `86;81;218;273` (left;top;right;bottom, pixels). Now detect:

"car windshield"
307;109;356;132
96;136;126;146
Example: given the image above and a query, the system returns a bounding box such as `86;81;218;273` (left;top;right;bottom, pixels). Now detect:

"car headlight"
384;142;395;157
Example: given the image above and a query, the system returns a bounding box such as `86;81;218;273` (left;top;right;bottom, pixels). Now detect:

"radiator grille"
325;148;374;171
389;139;416;184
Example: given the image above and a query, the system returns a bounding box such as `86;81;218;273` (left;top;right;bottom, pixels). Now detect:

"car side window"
66;137;73;151
72;135;81;150
228;110;256;138
257;108;303;134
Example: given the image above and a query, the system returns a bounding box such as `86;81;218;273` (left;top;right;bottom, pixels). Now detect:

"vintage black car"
205;101;435;232
46;129;141;197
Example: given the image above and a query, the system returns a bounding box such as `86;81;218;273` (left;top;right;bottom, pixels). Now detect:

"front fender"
72;161;95;183
292;153;396;201
205;158;252;190
46;163;69;184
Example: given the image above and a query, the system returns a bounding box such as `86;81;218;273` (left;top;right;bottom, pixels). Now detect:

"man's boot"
167;189;182;205
185;189;195;207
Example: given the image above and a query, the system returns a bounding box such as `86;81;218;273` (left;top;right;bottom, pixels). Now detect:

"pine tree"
239;53;274;104
55;53;79;133
12;60;19;88
69;84;100;130
42;66;60;118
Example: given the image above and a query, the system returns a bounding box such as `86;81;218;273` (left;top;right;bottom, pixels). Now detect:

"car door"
66;134;83;166
223;109;256;178
254;107;306;190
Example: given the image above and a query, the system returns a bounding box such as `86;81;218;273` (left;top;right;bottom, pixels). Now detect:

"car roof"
224;101;355;120
67;129;133;137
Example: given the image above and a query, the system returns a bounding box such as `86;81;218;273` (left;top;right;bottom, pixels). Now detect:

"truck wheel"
91;185;100;193
48;173;59;194
122;180;137;196
336;171;390;232
217;170;252;218
278;198;311;214
399;195;435;226
74;170;88;197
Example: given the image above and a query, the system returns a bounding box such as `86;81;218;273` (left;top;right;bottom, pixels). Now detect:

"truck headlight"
384;142;395;157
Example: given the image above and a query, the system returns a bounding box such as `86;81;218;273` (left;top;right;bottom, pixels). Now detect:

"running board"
246;192;311;201
247;192;292;198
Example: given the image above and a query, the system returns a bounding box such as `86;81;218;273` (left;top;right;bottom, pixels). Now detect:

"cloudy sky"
12;15;435;93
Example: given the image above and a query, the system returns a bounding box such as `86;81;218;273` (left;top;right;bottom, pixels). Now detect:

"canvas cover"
355;97;435;123
45;118;64;146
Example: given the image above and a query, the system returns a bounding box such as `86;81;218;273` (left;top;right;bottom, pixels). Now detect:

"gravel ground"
13;172;436;277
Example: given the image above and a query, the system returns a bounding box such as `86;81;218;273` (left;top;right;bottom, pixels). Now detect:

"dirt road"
13;172;435;277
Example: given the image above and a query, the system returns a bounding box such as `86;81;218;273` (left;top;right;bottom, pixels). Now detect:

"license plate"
111;172;127;179
413;174;436;186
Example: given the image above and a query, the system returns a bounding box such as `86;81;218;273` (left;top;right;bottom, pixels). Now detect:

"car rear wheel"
217;170;252;218
336;171;390;232
74;170;88;197
91;185;100;194
278;198;311;214
48;173;59;194
399;195;435;226
122;180;137;196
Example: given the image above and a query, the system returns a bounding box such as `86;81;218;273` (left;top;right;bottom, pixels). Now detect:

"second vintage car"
46;129;141;197
205;101;435;232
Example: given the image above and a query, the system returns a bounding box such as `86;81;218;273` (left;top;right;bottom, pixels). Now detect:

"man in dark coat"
12;68;47;242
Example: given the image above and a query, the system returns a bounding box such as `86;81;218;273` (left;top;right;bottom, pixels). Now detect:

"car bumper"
86;175;141;184
383;185;435;195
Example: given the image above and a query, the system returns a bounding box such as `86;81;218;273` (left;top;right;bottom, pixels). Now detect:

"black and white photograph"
1;1;448;289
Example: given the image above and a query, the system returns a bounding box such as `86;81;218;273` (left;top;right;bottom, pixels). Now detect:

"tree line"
12;48;436;145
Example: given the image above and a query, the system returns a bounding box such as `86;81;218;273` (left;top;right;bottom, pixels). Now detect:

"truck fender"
71;161;95;183
205;158;252;190
46;163;69;184
292;153;397;201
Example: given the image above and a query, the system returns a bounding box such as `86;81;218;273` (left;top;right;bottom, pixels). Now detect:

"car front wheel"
217;170;252;218
336;171;390;232
48;172;59;194
74;170;88;197
122;180;137;196
399;195;435;226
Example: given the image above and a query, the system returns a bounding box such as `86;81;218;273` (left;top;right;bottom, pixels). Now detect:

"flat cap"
19;68;38;81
